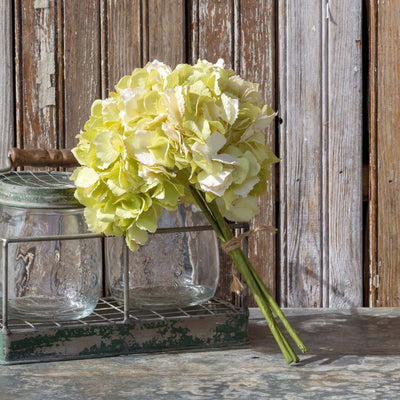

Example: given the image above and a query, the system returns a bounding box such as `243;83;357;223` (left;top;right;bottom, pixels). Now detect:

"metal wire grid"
1;224;248;332
0;171;74;189
0;297;240;333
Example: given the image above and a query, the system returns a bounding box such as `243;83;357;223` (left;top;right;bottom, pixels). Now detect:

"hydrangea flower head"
72;59;278;249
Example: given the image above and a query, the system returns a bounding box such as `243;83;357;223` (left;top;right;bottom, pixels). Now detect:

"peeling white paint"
36;51;55;108
34;0;49;9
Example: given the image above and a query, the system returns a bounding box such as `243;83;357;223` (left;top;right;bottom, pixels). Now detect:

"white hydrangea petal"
198;168;232;197
74;167;99;188
212;153;238;165
221;93;239;125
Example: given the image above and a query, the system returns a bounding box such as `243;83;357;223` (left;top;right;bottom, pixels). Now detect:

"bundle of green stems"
190;186;308;364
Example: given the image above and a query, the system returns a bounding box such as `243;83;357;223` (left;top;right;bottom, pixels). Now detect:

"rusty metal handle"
8;148;79;168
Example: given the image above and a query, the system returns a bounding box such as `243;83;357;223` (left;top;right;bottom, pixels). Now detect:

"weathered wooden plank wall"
327;1;363;307
64;0;102;149
0;0;372;308
368;0;400;307
16;0;59;151
278;0;363;307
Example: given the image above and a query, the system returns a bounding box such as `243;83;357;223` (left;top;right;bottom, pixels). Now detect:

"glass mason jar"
106;204;220;309
0;172;102;321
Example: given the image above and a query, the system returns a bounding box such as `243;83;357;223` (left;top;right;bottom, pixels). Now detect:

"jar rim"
0;171;82;209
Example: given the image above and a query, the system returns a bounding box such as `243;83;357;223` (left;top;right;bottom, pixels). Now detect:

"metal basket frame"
1;222;248;329
0;222;249;363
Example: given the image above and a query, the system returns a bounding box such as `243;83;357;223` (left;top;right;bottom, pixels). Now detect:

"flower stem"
190;186;307;363
229;247;298;364
238;250;308;354
188;186;224;239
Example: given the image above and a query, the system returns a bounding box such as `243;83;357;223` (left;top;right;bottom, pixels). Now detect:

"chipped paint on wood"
197;0;233;67
37;51;56;109
1;312;248;364
16;0;58;150
34;0;49;9
63;0;101;149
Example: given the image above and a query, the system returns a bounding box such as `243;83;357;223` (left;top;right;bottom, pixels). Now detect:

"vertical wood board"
16;0;58;150
240;0;277;304
327;1;362;307
278;0;363;307
367;0;378;307
104;0;142;94
63;0;101;149
374;1;400;306
146;0;185;66
278;1;324;307
197;0;234;67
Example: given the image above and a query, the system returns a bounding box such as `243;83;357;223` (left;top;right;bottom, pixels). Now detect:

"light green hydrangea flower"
72;59;278;249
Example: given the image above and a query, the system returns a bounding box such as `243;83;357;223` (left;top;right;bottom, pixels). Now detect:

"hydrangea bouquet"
71;59;307;363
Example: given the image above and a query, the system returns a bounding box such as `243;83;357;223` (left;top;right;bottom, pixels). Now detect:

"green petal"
126;224;149;248
136;206;160;233
73;167;99;188
94;131;121;169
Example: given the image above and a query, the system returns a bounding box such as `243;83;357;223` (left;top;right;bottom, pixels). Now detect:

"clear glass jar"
106;204;219;309
0;172;102;320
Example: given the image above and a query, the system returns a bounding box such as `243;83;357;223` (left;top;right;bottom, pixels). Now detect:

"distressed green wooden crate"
0;298;248;364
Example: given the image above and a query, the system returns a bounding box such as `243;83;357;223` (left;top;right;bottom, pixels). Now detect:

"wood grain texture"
0;0;14;167
146;0;185;66
374;0;400;306
327;0;362;307
278;1;362;307
278;1;324;307
367;0;378;307
63;0;101;148
197;0;234;67
16;0;58;150
240;0;276;305
105;0;141;93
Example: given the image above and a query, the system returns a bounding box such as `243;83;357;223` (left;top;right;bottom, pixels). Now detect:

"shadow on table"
249;308;400;366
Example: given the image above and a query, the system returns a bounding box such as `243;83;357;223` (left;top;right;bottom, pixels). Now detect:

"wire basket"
0;148;249;364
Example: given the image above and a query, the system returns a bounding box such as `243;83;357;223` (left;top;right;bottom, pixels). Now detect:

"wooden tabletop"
1;308;399;399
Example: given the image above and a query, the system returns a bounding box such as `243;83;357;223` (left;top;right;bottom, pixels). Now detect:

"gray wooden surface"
1;308;400;399
326;1;362;308
278;1;363;307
